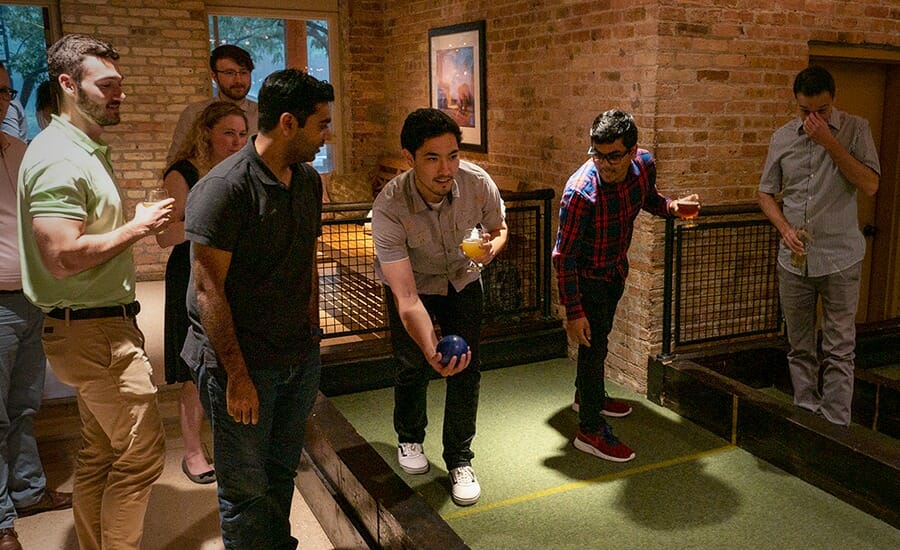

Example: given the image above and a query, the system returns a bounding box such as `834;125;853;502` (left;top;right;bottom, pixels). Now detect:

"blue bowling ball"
437;335;468;365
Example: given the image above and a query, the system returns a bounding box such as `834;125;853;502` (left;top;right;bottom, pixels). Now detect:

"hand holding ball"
437;335;468;365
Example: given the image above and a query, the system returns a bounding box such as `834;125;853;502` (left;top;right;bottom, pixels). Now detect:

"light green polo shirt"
18;115;136;311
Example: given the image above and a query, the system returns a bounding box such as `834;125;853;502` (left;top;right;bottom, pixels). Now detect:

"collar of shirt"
244;136;283;188
406;170;459;213
48;114;111;162
215;93;254;111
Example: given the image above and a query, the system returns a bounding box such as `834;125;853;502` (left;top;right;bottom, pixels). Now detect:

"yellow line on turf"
442;444;737;520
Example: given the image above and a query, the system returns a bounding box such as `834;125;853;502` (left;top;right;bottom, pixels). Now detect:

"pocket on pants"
42;320;113;386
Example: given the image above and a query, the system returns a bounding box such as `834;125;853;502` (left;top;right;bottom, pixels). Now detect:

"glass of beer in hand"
677;191;701;228
461;227;485;273
790;225;811;270
143;187;170;233
143;187;168;206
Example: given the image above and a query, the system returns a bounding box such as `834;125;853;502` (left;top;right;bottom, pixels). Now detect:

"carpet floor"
331;358;900;550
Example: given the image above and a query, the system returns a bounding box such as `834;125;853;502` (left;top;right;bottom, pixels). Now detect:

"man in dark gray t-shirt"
182;69;334;549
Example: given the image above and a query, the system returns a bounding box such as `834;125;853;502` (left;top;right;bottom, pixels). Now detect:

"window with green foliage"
209;14;334;173
0;1;56;141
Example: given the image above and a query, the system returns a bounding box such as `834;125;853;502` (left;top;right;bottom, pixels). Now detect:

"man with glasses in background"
552;109;698;462
167;44;257;164
0;93;28;143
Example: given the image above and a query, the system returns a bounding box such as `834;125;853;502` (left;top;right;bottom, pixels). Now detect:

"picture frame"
428;20;487;153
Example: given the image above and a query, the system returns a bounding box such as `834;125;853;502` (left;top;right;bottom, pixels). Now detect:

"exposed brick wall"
57;0;210;280
340;0;389;175
378;0;899;393
52;0;899;393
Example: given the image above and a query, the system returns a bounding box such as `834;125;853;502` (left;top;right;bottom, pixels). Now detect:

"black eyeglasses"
587;146;630;164
0;88;18;101
213;69;251;79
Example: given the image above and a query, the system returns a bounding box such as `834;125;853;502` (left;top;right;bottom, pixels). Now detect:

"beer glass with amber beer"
461;226;485;273
676;191;701;227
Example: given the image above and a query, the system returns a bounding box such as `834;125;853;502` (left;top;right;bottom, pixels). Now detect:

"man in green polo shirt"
17;34;172;550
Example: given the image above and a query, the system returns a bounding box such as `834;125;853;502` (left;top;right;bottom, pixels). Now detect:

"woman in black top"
157;101;248;483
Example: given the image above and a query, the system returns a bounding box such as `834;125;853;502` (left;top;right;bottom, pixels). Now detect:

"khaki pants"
778;262;860;426
42;316;165;550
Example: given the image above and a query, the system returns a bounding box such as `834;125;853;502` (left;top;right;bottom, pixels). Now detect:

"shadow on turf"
367;440;456;509
542;402;741;529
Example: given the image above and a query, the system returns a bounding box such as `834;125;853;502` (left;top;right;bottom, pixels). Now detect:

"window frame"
205;2;343;175
0;0;61;140
1;0;61;38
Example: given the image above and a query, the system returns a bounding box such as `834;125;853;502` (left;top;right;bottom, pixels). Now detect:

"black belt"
0;289;23;294
47;301;141;320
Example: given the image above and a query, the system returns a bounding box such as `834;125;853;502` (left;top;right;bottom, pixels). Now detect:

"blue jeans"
385;281;483;470
195;347;322;550
0;292;46;529
575;278;625;433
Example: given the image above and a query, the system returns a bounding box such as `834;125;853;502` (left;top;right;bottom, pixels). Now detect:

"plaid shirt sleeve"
636;151;671;217
552;173;592;321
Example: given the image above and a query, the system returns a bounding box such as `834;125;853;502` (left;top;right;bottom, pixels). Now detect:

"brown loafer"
0;528;22;550
15;489;73;518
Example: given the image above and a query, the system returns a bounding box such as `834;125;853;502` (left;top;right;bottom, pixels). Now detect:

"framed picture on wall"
428;20;487;153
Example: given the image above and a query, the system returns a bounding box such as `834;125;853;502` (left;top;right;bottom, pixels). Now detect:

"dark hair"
36;80;57;114
400;108;462;154
257;69;334;132
47;34;119;86
590;109;638;149
210;44;254;72
793;65;835;98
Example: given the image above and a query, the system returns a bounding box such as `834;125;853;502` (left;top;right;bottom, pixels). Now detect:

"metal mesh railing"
317;189;554;340
318;207;386;338
662;204;783;352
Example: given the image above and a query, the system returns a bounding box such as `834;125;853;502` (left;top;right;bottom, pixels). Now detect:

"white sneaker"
449;465;481;506
397;443;429;474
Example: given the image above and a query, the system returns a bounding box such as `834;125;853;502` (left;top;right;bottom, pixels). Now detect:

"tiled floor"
17;419;335;549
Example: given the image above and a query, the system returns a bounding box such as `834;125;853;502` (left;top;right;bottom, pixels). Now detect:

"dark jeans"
576;277;625;433
385;281;483;470
195;347;322;550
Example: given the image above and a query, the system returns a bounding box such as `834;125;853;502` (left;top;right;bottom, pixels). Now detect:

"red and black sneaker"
574;425;636;462
572;391;633;417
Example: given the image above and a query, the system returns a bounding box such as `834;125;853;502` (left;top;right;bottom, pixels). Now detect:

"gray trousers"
777;262;861;426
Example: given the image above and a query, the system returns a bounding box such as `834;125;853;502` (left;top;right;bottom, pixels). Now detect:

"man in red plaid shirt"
552;110;698;462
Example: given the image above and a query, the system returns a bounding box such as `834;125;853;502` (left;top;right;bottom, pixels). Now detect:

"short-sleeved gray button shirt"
759;108;880;277
372;160;505;295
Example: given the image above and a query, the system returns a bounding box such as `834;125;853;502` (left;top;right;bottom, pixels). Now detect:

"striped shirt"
758;108;880;277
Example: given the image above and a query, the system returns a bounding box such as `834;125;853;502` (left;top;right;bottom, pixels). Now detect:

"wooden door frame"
810;43;900;322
